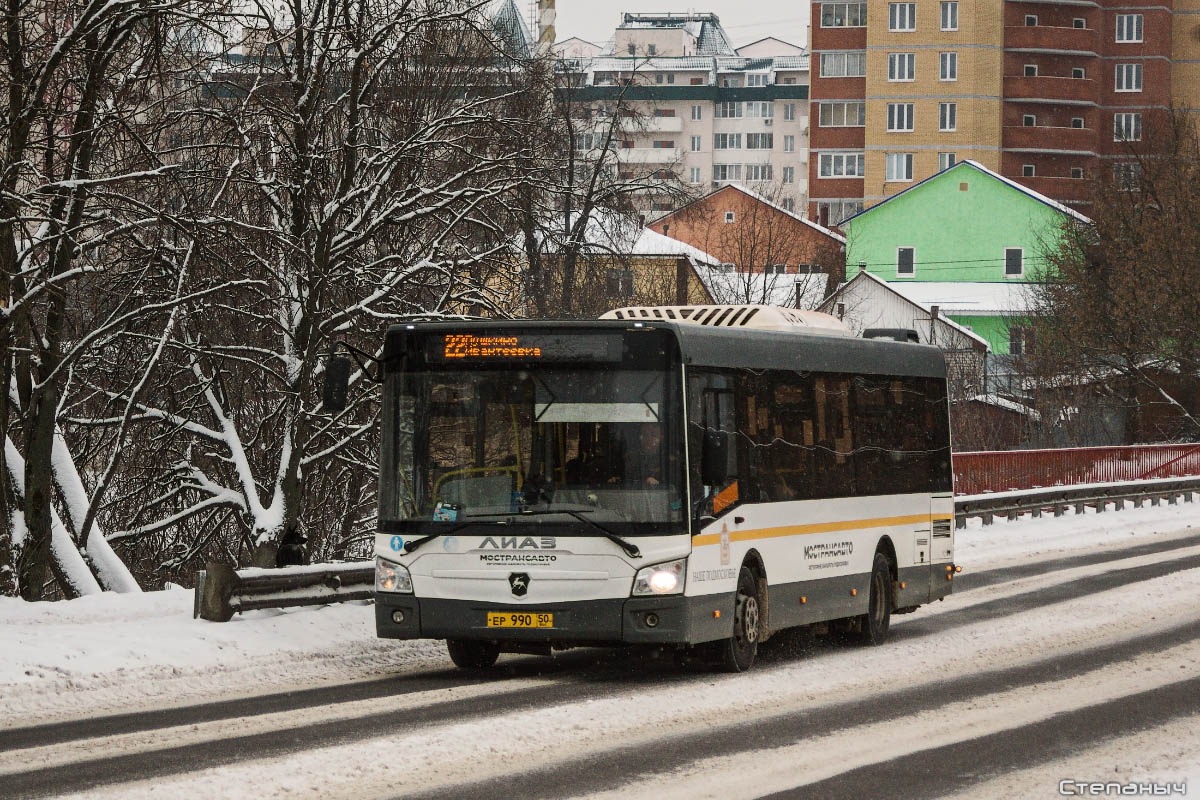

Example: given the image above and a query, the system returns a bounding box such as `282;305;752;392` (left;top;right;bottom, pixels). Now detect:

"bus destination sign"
433;333;621;362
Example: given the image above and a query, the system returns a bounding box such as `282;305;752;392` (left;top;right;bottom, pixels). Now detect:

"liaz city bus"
335;305;955;672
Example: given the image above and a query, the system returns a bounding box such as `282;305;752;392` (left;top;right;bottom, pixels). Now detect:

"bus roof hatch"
600;305;852;335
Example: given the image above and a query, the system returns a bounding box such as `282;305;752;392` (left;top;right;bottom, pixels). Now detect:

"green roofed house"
819;160;1091;394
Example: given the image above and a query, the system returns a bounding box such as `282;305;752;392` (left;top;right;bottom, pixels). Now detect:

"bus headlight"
376;557;413;594
632;558;686;596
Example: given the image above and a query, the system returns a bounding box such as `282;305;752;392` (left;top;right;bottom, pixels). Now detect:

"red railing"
954;444;1200;496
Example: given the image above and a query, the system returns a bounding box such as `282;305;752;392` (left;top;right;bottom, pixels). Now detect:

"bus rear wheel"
857;553;894;645
717;565;761;672
446;639;500;670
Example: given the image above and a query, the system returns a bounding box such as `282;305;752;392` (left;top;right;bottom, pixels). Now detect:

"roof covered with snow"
694;267;830;309
821;270;993;350
884;279;1037;316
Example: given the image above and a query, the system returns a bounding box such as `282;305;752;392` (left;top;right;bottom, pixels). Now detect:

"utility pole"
537;0;555;54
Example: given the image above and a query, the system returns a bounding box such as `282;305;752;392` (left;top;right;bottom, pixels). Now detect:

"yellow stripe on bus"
691;514;953;547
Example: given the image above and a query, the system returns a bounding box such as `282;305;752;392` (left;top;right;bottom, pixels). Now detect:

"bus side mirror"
322;355;351;414
701;430;730;486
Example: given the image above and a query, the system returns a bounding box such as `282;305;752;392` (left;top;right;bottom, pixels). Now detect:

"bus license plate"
487;612;553;628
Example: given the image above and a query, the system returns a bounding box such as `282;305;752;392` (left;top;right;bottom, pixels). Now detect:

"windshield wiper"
518;506;642;559
402;519;506;555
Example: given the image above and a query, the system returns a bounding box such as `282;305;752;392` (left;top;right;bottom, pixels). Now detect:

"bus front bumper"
374;593;732;646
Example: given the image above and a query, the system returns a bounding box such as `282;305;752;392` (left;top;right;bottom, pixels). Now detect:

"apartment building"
808;0;1200;225
555;13;810;215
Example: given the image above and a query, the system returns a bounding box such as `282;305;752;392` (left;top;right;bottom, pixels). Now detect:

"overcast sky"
550;2;811;50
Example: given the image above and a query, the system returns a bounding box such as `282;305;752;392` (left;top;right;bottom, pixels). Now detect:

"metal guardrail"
192;475;1200;621
954;475;1200;528
194;560;373;622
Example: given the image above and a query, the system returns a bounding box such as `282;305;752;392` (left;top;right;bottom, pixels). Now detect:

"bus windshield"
381;367;685;534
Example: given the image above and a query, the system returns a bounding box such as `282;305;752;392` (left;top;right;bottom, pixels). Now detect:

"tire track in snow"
760;677;1200;800
5;547;1200;798
7;531;1195;752
410;621;1200;800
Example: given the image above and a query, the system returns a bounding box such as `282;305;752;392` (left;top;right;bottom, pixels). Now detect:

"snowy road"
2;506;1200;799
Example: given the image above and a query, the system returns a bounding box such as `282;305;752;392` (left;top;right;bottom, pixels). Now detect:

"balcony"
618;147;681;164
1010;174;1093;205
1004;25;1098;54
1004;75;1097;105
1003;125;1096;154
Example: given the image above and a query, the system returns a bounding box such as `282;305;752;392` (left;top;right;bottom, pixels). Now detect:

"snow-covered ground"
2;502;1199;798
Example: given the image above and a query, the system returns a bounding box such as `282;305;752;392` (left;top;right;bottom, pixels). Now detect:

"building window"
897;247;915;275
817;200;864;225
715;101;743;118
939;102;957;131
746;164;773;182
783;166;795;184
724;211;736;223
1114;161;1140;189
652;140;675;149
747;73;769;87
889;2;916;31
1072;67;1085;79
655;73;664;84
1024;64;1038;77
888;52;916;81
1024;14;1037;26
689;167;702;184
627;44;635;55
713;164;742;181
819;152;866;177
746;133;773;149
1022;164;1035;177
653;109;675;117
746;101;774;119
1071;167;1084;179
1004;248;1024;277
886;152;914;182
1116;63;1143;92
819;101;866;127
822;51;867;78
1023;114;1036;127
939;152;957;170
783;198;796;211
887;102;915;132
647;44;657;55
784;135;795;152
1114;112;1142;141
721;77;740;88
822;2;867;27
1073;17;1086;29
784;103;796;121
714;133;742;149
1116;14;1143;43
690;77;704;85
1071;117;1085;129
691;105;703;120
941;1;958;31
940;52;958;81
691;135;702;152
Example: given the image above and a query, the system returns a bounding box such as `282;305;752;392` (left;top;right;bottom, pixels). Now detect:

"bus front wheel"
717;565;761;672
446;639;500;670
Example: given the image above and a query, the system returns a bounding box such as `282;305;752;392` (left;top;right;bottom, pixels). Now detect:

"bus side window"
687;371;738;517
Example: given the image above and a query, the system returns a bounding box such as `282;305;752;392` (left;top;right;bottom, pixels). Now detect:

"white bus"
358;306;955;671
